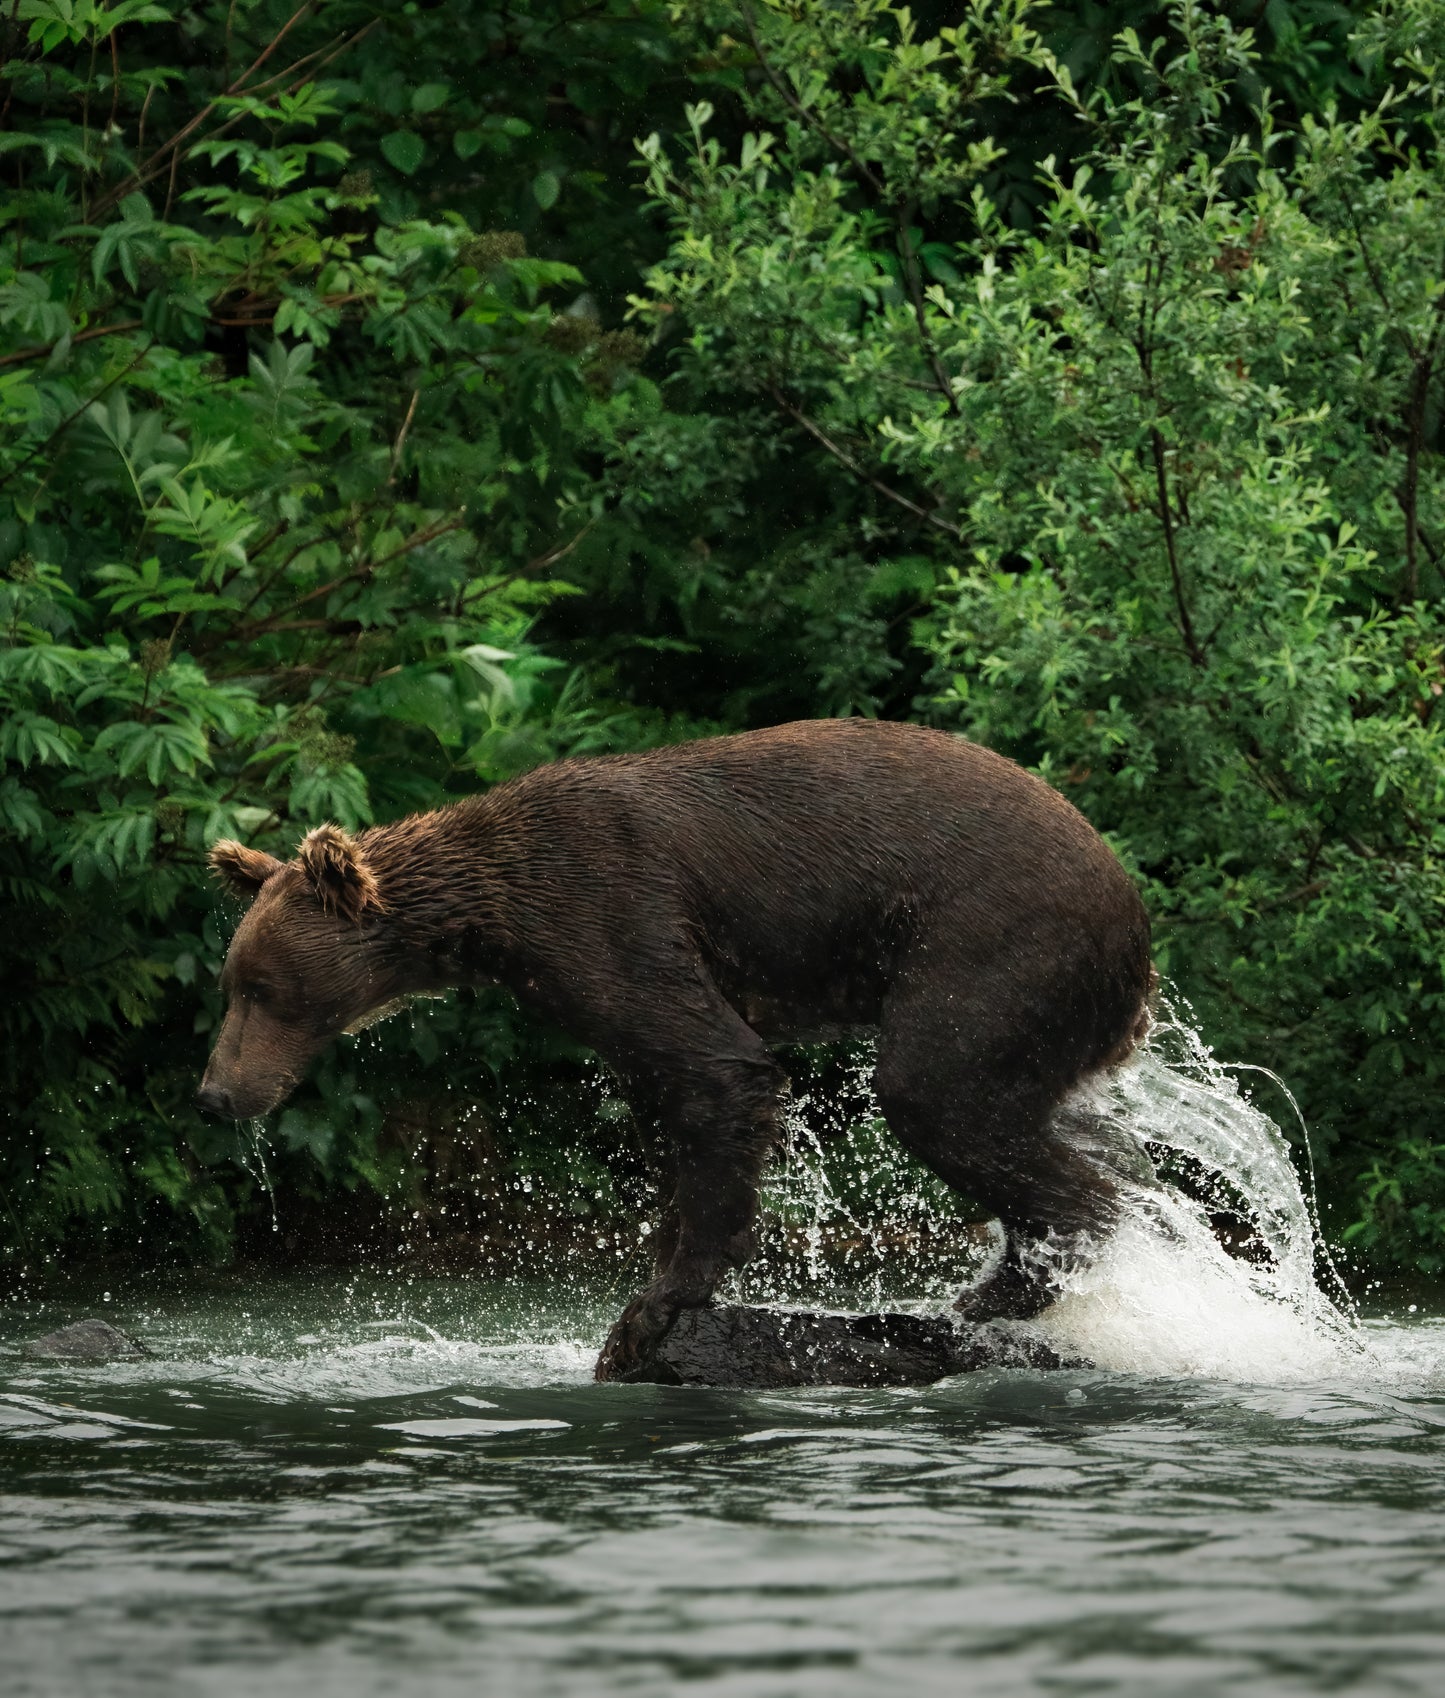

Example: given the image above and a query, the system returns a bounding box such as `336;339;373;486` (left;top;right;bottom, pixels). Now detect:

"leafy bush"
624;0;1445;1265
4;0;1443;1280
0;0;678;1270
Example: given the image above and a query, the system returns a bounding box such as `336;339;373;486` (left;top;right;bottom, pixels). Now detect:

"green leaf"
411;82;450;115
381;130;425;175
0;776;47;838
531;169;561;210
0;712;78;768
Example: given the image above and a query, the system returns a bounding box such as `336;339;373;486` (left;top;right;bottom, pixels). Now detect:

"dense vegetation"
2;0;1442;1282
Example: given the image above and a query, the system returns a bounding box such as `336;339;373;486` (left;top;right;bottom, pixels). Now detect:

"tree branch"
88;6;386;225
1151;427;1205;665
740;4;885;196
0;317;144;370
895;210;961;417
215;516;468;647
388;388;420;485
767;385;963;540
0;339;153;491
522;518;598;574
740;8;960;418
1397;295;1445;603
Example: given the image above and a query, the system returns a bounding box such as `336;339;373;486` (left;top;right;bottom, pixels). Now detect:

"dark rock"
636;1304;1088;1388
26;1319;150;1360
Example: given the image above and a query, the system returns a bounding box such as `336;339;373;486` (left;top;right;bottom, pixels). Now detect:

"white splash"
733;1043;981;1312
1038;1008;1366;1382
736;1003;1380;1386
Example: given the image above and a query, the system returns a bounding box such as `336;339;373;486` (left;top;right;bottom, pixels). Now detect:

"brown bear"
199;718;1153;1379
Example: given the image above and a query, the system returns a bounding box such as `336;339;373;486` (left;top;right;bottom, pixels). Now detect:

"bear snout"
195;1082;237;1119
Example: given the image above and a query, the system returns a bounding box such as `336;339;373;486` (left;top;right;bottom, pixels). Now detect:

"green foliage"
4;0;1443;1282
616;0;1445;1266
0;0;682;1270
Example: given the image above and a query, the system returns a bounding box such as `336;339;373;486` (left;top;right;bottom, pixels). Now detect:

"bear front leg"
595;1060;784;1382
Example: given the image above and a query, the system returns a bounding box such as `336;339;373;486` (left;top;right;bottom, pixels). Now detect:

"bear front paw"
594;1290;684;1382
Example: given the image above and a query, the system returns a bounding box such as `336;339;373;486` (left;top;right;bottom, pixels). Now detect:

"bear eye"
246;981;279;1010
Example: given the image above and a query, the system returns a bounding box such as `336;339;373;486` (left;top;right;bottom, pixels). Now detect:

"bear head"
197;824;392;1119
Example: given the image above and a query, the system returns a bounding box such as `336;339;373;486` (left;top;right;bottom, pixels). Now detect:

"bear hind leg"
949;1106;1128;1322
873;1021;1124;1323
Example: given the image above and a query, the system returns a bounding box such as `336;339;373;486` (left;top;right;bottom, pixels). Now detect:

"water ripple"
5;1273;1445;1696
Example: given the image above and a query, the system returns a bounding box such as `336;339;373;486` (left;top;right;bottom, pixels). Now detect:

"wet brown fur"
199;720;1154;1378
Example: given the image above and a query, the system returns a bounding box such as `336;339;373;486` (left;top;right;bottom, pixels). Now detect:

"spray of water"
237;1119;279;1234
1036;1005;1365;1381
732;1003;1370;1384
729;1044;984;1313
235;1005;1372;1388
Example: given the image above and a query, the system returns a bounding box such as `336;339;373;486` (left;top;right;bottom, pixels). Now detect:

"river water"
5;1033;1445;1696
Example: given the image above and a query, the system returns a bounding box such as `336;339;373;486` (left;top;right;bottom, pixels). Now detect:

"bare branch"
767;384;963;541
0;339;153;493
1150;427;1205;666
0;317;144;370
219;516;469;647
388;389;420;485
523;518;598;574
895;210;961;417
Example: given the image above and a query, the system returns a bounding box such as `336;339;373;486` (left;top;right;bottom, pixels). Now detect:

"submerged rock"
26;1318;150;1360
637;1304;1087;1389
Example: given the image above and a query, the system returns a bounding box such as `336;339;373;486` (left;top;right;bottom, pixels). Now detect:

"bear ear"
297;823;383;922
209;839;284;902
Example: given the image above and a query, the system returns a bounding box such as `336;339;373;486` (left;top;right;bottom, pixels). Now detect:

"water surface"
4;1272;1445;1698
